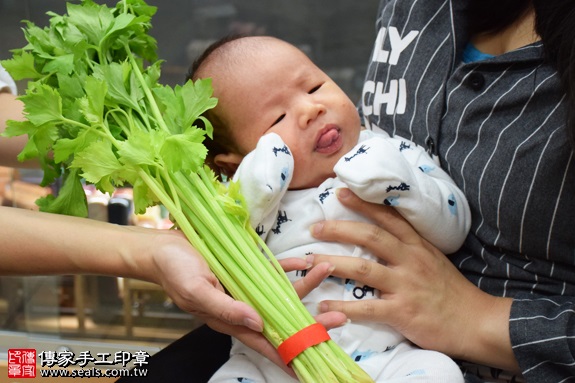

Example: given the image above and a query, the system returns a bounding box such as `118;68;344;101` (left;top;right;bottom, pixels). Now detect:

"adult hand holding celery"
1;1;374;381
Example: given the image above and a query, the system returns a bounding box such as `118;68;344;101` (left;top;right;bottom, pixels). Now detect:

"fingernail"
305;254;314;268
244;318;263;332
327;264;336;274
318;302;328;313
310;222;324;237
336;188;351;200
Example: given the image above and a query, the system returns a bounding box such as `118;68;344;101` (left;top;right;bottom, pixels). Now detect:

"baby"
189;35;469;382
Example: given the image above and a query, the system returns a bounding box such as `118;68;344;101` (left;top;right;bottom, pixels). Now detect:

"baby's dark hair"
187;34;246;82
186;34;247;177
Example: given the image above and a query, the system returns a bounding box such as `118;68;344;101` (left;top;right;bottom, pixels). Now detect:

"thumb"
198;285;264;332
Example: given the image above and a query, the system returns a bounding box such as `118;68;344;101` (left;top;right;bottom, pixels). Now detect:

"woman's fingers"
278;256;337;299
194;282;265;332
290;261;334;299
314;311;348;330
335;188;423;245
311;218;406;266
318;299;390;323
277;257;310;273
312;254;392;292
206;318;297;377
204;306;348;379
310;189;434;267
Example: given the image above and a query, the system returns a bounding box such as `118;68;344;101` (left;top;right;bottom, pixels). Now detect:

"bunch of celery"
1;1;374;381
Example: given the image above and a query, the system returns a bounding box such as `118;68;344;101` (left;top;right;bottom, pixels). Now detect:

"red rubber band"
277;323;331;365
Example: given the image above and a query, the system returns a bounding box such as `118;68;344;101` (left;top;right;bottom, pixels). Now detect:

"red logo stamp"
7;349;36;378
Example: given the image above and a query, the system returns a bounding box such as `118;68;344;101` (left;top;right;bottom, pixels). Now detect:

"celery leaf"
0;52;42;80
36;169;88;217
160;128;207;173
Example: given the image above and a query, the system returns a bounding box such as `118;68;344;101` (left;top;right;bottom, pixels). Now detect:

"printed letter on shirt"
372;27;419;65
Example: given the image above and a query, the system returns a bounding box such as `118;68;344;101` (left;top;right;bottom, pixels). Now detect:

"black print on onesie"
255;224;265;236
345;278;376;299
271;210;291;234
318;187;333;204
344;144;370;162
399;141;411;152
272;145;291;157
386;182;410;193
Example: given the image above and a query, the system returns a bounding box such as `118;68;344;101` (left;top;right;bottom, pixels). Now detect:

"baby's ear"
213;152;243;177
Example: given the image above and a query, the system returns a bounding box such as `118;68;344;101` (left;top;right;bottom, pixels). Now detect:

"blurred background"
1;0;378;101
0;0;378;377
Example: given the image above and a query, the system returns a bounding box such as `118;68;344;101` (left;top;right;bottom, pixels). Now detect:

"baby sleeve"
0;64;18;94
334;133;471;254
232;133;294;236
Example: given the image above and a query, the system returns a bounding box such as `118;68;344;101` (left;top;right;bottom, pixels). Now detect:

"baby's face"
209;38;361;189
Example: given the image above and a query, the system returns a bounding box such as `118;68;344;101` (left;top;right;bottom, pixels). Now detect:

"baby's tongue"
317;128;339;149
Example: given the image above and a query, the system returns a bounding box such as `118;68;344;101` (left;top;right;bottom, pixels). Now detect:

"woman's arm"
308;188;519;372
0;205;264;332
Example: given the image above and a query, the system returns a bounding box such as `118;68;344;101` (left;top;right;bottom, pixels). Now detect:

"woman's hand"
146;228;264;332
201;259;347;377
308;188;518;372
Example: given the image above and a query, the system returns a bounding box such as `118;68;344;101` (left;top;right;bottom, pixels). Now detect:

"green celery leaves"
1;0;215;216
1;1;375;381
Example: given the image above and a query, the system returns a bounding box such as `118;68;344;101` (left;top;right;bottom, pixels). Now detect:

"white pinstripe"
364;1;575;380
547;149;573;260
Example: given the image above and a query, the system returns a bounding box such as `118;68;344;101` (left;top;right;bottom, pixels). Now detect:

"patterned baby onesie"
209;130;469;382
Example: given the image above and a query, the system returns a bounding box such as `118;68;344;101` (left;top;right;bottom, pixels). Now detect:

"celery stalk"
0;1;375;381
